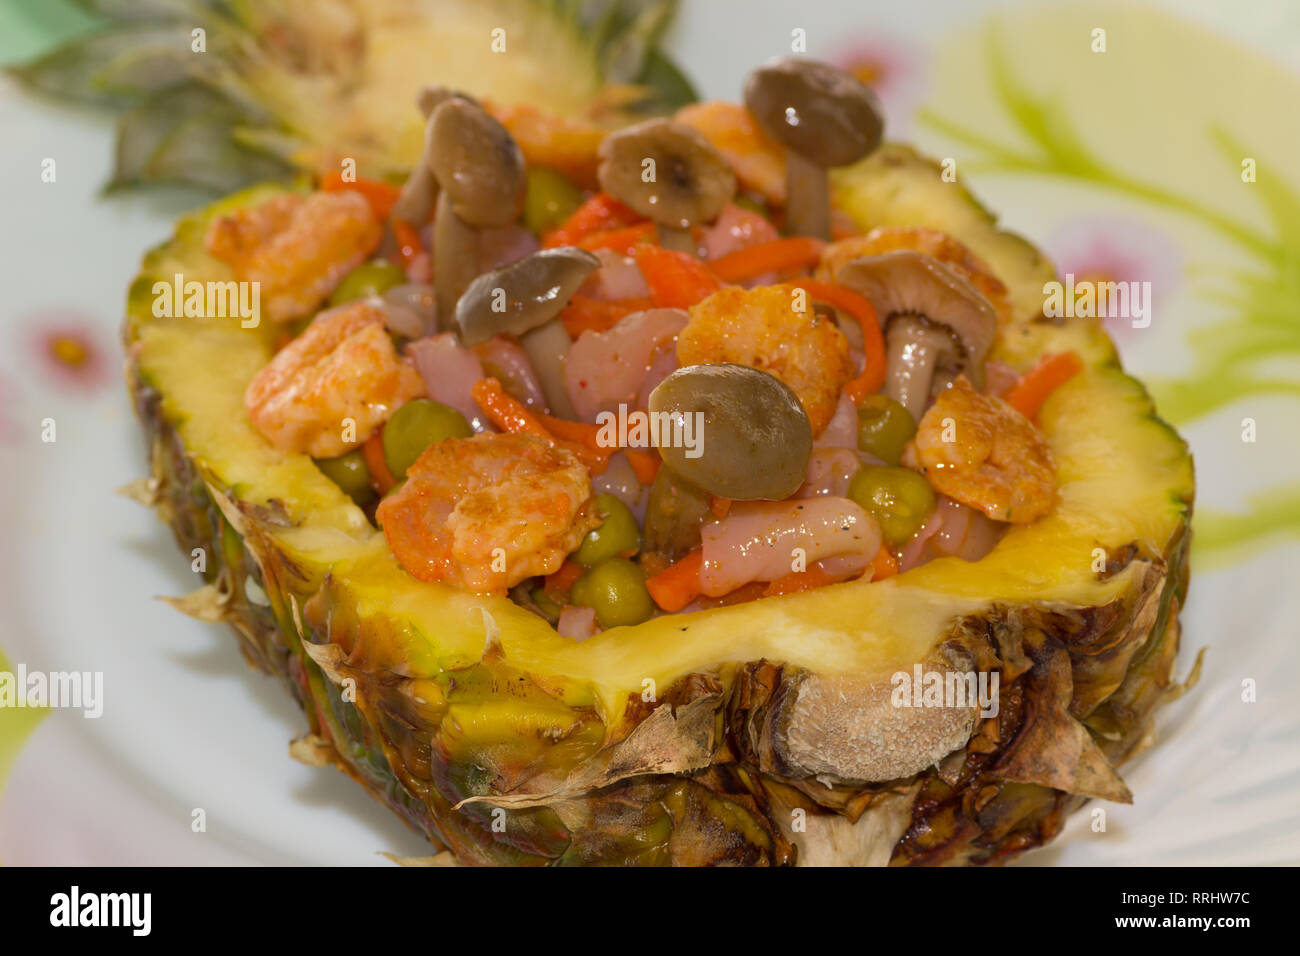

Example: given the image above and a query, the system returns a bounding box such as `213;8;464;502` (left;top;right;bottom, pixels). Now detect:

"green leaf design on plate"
922;6;1300;564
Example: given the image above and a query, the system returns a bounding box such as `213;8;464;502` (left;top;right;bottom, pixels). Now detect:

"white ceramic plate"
1;0;1297;865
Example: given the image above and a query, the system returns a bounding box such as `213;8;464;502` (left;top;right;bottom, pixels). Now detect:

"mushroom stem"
433;190;480;327
519;318;577;418
392;164;438;227
883;316;952;421
656;224;697;255
784;150;831;240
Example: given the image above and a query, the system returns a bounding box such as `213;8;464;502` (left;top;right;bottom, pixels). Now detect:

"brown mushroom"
836;250;997;421
427;98;527;322
389;87;476;232
454;246;600;417
744;58;883;239
597;118;735;254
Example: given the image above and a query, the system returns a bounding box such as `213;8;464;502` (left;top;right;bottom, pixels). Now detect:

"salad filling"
216;57;1081;636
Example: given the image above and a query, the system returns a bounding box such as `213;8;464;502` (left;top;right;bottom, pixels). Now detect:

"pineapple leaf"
10;24;199;106
67;0;219;20
108;82;289;193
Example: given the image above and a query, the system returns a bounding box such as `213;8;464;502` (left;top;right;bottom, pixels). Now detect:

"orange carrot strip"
472;378;611;474
634;245;725;310
543;193;642;248
707;237;826;284
577;222;656;255
362;433;397;495
320;172;402;222
471;378;551;439
560;295;655;338
871;545;899;581
1001;350;1084;420
784;279;886;402
762;564;839;598
544;560;584;595
625;449;661;485
646;548;704;612
393;219;423;269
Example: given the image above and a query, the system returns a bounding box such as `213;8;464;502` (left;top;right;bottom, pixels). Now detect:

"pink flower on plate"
1044;217;1183;336
831;36;928;134
28;315;112;392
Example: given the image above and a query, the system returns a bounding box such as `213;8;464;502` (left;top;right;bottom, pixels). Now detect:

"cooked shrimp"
206;191;382;323
902;377;1056;523
677;285;854;433
485;101;605;187
817;226;1012;324
675;101;787;205
377;433;598;592
244;302;424;458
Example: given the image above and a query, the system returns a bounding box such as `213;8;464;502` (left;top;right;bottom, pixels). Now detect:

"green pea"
570;557;653;629
315;449;374;505
329;259;407;305
382;399;472;479
733;194;770;218
847;465;936;547
575;494;641;566
523;167;583;235
856;394;917;465
530;588;562;622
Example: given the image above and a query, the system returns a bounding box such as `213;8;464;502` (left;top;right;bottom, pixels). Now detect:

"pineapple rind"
125;154;1194;865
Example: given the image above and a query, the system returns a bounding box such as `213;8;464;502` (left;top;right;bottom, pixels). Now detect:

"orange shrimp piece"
817;226;1013;324
675;101;787;205
377;433;598;593
902;377;1056;523
677;285;854;434
485;101;606;187
244;302;424;458
206;191;382;323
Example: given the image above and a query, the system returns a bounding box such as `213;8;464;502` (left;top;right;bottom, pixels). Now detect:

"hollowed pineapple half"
124;145;1194;866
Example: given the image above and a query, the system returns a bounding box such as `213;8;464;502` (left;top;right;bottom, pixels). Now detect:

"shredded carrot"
870;545;899;580
577;222;656;255
543;193;642;248
320;172;402;222
707;237;826;284
559;295;655;338
625;449;661;484
634;245;725;309
1001;350;1084;420
362;433;397;495
471;378;611;474
393;219;423;269
544;560;584;595
783;279;886;402
646;548;704;612
709;496;732;519
471;378;550;439
762;564;839;597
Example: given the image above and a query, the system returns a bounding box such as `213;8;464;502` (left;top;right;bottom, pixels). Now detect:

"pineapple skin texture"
124;153;1194;866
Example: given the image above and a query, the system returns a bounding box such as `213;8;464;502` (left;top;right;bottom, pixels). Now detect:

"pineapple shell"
124;146;1196;866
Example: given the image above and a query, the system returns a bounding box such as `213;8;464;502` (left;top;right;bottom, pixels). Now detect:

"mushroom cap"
427;98;526;228
597;118;736;229
648;363;813;500
454;246;600;345
416;85;475;118
744;57;883;167
836;250;998;386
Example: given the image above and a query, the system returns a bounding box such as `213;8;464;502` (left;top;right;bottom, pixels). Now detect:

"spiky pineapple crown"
12;0;695;193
